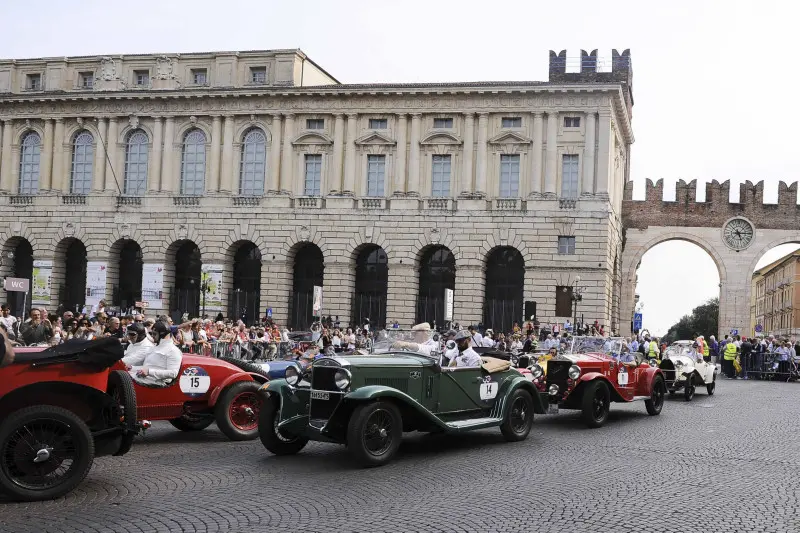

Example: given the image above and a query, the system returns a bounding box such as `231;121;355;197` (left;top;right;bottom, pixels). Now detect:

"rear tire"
500;389;534;441
645;375;666;415
107;370;137;456
0;405;94;502
169;415;214;432
214;381;263;441
347;401;402;467
580;381;610;428
258;399;308;456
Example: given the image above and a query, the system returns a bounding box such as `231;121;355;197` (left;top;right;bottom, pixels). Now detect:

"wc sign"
3;277;30;292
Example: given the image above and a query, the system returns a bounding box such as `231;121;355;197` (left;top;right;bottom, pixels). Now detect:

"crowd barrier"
736;351;798;381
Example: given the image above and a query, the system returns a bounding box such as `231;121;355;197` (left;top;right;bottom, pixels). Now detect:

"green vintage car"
256;332;545;467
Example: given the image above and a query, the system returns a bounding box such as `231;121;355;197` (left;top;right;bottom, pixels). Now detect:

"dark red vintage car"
531;337;666;427
0;338;137;501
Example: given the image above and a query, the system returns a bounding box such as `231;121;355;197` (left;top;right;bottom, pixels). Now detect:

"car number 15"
311;391;330;400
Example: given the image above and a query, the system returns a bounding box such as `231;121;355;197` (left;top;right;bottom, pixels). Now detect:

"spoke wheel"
228;392;261;431
347;401;402;467
0;406;94;502
500;389;534;441
215;381;263;441
258;398;308;455
645;375;666;415
581;381;610;428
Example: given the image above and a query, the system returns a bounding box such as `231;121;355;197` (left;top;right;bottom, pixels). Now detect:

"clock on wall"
722;217;755;251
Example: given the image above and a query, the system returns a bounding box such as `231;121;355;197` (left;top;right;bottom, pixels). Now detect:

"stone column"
582;111;596;196
92;118;107;192
221;115;235;194
279;113;295;194
342;113;357;195
40;119;54;191
268;114;282;193
544;111;558;196
454;265;484;327
104;117;118;192
385;262;417;328
407;114;421;196
475;113;489;196
0;120;11;192
160;116;175;193
149;117;163;194
208;115;222;193
52;118;65;192
461;113;474;195
530;112;544;196
595;110;612;197
330;114;345;194
394;114;407;195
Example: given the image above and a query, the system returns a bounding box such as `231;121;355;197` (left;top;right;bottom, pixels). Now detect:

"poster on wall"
31;260;52;306
142;263;165;309
201;264;223;312
313;286;323;316
85;262;107;306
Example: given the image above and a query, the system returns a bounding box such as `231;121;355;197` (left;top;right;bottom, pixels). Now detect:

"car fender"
496;375;546;416
342;386;449;430
642;366;664;391
572;373;627;402
207;372;260;407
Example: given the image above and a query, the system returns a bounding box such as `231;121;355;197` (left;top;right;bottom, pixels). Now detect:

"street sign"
633;313;643;331
267;307;272;318
444;288;454;321
755;324;763;333
731;329;739;336
3;277;29;292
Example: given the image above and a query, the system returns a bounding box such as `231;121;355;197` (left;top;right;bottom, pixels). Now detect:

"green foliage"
662;297;719;343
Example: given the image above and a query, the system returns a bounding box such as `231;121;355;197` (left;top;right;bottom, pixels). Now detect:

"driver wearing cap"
391;322;439;356
124;320;182;385
122;323;155;366
450;330;482;368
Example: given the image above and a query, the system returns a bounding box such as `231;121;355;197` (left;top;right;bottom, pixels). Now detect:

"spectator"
19;308;53;345
0;304;17;340
105;316;123;339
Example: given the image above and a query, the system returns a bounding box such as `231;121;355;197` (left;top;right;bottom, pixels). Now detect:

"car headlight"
285;365;299;386
568;365;581;380
674;360;683;368
548;384;560;396
530;364;544;379
334;369;351;390
649;359;658;367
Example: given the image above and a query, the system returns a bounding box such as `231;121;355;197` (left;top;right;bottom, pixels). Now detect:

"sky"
2;0;799;334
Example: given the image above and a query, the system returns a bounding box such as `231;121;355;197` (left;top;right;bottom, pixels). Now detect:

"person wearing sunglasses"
122;323;155;368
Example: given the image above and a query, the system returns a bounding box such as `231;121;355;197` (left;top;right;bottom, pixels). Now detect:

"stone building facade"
0;48;634;331
751;251;800;338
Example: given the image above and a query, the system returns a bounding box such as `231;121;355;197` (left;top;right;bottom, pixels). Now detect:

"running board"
445;417;502;430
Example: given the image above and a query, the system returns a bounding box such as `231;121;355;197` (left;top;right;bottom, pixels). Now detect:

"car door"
436;367;492;418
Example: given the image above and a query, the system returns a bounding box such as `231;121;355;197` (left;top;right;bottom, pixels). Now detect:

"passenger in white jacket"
123;321;182;386
122;323;155;365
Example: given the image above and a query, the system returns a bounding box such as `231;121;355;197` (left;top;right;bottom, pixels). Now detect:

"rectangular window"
433;117;453;129
250;67;267;84
79;72;94;88
26;74;41;90
561;154;579;198
191;69;207;85
134;70;149;86
556;286;573;317
501;116;522;128
564;117;581;128
304;154;322;196
369;118;388;129
366;155;386;197
431;154;451;197
499;154;520;198
306;119;324;130
558;236;576;255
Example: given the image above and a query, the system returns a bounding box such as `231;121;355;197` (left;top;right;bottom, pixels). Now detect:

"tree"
662;297;719;343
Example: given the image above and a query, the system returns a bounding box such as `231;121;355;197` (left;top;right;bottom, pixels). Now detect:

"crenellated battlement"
549;49;632;84
622;179;800;231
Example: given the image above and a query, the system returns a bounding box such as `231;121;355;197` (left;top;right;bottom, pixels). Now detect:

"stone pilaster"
92;118;107;192
595;110;611;197
394;114;407;195
208;115;222;193
0;120;11;192
407;114;421;196
104;117;118;192
454;264;484;327
386;262;417;328
530;112;543;196
475;113;488;196
268;114;282;193
52;118;65;192
544;111;558;196
342;113;357;195
149;117;163;194
461;113;474;195
329;114;344;194
279;113;294;194
160;116;175;193
40;119;54;191
582;111;596;196
220;115;235;194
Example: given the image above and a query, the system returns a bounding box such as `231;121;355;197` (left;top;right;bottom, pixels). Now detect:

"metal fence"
735;351;798;381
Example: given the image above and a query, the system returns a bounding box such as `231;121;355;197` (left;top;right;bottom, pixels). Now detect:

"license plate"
310;391;329;401
548;404;559;414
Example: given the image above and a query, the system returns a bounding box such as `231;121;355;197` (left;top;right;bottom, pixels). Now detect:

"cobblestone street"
2;379;799;533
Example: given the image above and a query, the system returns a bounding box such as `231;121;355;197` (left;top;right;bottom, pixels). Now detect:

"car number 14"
311;391;329;400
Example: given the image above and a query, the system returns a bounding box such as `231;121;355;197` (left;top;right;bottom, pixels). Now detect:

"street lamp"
564;276;583;331
201;279;211;318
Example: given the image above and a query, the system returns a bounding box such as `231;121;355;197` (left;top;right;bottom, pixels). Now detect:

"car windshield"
370;329;437;357
665;343;694;358
569;336;625;355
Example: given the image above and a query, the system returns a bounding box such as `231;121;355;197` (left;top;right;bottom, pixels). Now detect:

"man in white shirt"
469;326;482;347
481;329;495;348
122;323;155;365
0;305;17;340
450;330;482;368
123;321;182;386
392;322;439;356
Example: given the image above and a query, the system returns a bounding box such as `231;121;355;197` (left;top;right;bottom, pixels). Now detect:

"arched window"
70;131;94;195
239;129;266;196
173;241;202;318
124;130;149;196
8;239;33;318
291;244;324;330
483;247;525;333
117;240;143;310
353;245;388;328
19;132;41;194
180;129;206;196
231;242;262;323
64;239;87;313
417;246;456;328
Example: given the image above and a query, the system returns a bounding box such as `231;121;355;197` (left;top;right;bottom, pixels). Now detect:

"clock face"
722;218;754;250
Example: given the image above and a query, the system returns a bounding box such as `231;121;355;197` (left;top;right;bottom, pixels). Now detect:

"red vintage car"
532;337;666;427
131;354;267;440
0;338;137;501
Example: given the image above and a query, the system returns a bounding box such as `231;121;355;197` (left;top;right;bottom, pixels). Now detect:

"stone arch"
288;241;325;329
480;228;533;267
14;123;45;144
0;227;43;257
118;122;155;145
281;226;326;262
347;227;390;266
483;245;525;332
174;120;213;146
62;121;101;148
0;236;34;317
746;235;800;276
410;229;462;265
49;223;93;256
225;239;263;323
235;121;274;145
108;237;144;310
145;224;203;259
164;239;203;317
352;243;389;328
415;244;457;327
52;237;88;313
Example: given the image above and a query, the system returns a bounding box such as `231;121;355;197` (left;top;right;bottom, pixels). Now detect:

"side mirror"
446;340;456;350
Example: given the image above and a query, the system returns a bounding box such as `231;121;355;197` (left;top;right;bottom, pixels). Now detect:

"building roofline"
754;249;800;277
0;48;310;64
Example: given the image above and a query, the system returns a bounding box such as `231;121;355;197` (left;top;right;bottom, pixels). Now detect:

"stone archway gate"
620;179;800;338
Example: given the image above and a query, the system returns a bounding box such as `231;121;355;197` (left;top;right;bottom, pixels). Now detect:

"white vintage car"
659;341;719;400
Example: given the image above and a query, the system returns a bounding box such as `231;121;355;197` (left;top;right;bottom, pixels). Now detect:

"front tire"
169;415;215;432
645;375;666;415
346;401;402;467
684;376;696;401
581;381;610;428
214;381;263;441
108;370;137;456
706;378;716;396
258;399;308;456
500;389;534;441
0;405;94;502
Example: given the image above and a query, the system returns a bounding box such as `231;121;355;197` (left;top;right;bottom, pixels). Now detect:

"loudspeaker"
524;301;536;321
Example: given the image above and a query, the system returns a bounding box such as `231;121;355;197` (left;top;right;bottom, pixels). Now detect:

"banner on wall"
201;264;223;312
32;260;52;306
313;286;323;316
142;263;165;309
85;262;107;306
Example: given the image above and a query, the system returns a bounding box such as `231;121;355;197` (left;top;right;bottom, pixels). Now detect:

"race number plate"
310;390;330;400
618;371;629;386
548;403;559;414
179;366;211;398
